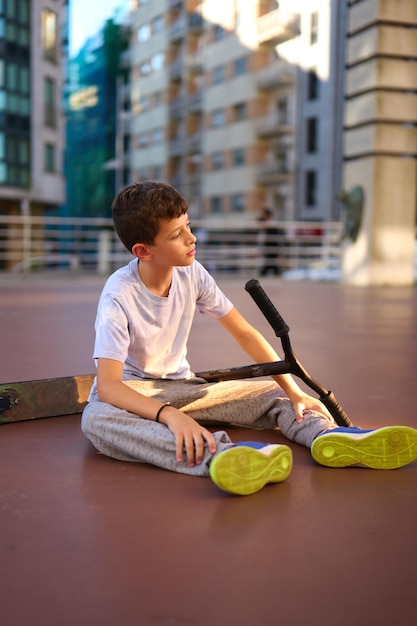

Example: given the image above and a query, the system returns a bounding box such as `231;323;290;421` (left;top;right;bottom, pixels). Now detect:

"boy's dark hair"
112;181;188;251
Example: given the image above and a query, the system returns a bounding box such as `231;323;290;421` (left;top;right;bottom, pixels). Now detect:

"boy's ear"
132;242;153;261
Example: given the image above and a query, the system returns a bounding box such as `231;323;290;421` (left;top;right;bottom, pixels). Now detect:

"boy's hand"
291;393;333;424
158;407;217;467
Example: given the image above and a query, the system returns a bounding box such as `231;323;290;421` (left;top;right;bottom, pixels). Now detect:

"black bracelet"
155;402;171;423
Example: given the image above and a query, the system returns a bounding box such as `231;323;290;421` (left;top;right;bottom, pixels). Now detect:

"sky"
69;0;130;56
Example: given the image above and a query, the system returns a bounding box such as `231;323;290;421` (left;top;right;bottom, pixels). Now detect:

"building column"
342;0;417;285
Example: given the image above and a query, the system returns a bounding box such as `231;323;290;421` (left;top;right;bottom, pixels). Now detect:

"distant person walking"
258;207;282;276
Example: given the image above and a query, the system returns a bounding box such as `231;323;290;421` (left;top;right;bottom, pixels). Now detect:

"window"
7;92;18;113
234;102;246;121
234;56;247;77
140;61;151;76
19;66;29;94
306;117;318;153
19;138;29;163
305;170;317;207
277;99;288;125
138;24;151;42
213;66;224;85
6;62;17;89
232;148;245;166
138;133;148;147
310;12;318;45
213;24;225;41
19;0;30;25
189;12;203;29
210;196;222;213
212;109;225;127
41;9;57;62
152;128;163;144
6;22;17;43
152;16;163;34
276;147;289;173
231;193;244;212
44;143;55;172
19;95;29;115
140;95;149;111
307;69;319;100
151;52;164;72
152;165;161;179
8;135;18;161
212;151;224;170
5;0;17;18
18;26;29;46
44;77;55;127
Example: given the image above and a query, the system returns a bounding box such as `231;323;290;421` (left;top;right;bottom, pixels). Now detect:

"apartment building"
0;0;67;218
126;0;346;222
276;0;346;221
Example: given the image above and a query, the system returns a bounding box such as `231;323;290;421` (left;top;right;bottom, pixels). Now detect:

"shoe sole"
209;445;292;495
311;426;417;469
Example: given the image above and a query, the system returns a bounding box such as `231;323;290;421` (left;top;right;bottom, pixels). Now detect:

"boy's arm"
97;357;168;419
217;307;331;423
96;358;216;465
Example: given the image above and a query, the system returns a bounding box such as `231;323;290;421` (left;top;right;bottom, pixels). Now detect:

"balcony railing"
256;61;295;91
187;91;203;110
0;214;347;280
169;17;186;41
256;163;293;185
257;10;300;46
256;115;294;138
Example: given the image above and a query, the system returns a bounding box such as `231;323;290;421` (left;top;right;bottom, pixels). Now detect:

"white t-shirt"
90;259;233;394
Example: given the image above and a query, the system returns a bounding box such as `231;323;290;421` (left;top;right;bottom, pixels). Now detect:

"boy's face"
147;213;196;267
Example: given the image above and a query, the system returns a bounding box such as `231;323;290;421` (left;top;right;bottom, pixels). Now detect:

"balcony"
184;52;203;74
256;60;295;91
189;12;203;33
169;96;185;118
256;115;294;139
168;137;184;156
257;9;300;46
256;162;293;186
187;91;203;111
169;58;183;80
169;17;186;41
185;131;202;153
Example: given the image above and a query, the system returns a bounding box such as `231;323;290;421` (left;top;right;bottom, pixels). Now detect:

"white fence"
0;214;344;278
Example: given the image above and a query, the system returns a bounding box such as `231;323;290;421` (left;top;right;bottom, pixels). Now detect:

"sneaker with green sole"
209;442;292;495
311;426;417;469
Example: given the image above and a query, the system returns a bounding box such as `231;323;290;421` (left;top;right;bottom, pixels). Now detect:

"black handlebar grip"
245;279;290;337
320;391;353;427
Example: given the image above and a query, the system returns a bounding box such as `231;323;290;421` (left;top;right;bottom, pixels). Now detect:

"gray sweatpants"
81;378;336;476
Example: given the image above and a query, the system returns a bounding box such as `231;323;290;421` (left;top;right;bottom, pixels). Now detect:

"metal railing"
0;214;345;278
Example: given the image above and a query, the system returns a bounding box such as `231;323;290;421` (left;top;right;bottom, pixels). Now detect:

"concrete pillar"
97;230;112;275
342;0;417;285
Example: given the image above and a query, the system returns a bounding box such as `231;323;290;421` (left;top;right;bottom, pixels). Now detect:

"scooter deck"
0;374;95;424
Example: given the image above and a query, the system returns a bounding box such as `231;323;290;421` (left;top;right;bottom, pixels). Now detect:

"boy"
81;181;417;496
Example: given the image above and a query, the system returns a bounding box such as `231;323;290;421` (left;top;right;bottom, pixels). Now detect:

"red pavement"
1;272;417;626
